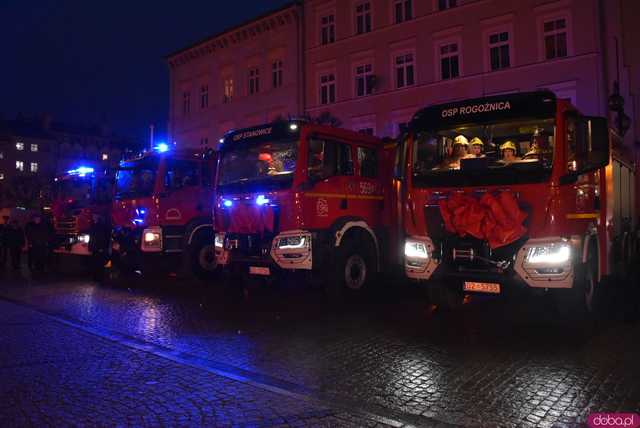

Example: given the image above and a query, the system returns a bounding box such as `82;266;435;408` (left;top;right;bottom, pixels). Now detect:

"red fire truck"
399;91;637;315
213;120;398;297
52;166;113;258
110;145;218;278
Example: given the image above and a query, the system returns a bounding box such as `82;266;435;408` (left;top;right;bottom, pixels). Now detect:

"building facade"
168;0;638;148
0;115;138;208
167;3;304;149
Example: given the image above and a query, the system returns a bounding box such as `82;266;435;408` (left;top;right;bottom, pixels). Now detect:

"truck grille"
55;216;78;235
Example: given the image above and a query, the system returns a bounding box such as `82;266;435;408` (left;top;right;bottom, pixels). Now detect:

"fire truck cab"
214;120;397;297
399;91;637;316
110;145;218;278
52;166;113;257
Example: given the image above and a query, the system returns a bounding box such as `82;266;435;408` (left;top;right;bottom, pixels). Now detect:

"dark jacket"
5;225;25;249
25;222;50;247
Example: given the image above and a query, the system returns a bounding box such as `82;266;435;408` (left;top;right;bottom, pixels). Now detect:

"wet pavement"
0;265;639;427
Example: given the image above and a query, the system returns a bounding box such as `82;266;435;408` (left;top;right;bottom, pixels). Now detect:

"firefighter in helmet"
523;128;545;160
499;140;519;164
441;135;469;169
466;137;485;158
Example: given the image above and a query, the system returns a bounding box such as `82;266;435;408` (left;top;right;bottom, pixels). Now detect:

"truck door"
304;136;354;230
352;145;384;226
160;159;207;228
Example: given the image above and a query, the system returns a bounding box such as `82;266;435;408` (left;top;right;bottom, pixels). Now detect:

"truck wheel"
190;236;217;280
556;248;599;320
427;280;463;312
328;236;374;302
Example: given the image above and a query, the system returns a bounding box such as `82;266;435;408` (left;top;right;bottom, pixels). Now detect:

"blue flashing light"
155;142;170;153
132;218;144;225
135;208;147;217
222;199;233;208
67;166;95;176
256;195;270;206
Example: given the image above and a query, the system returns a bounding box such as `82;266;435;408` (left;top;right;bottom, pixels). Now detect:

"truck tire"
555;246;599;320
427;280;464;311
189;234;218;280
327;235;374;302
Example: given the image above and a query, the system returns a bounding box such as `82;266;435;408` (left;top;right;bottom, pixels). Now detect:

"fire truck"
110;145;218;278
399;91;637;316
52;166;113;258
213;120;397;297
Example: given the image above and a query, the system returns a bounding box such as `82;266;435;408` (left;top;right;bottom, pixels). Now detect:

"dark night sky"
0;1;291;143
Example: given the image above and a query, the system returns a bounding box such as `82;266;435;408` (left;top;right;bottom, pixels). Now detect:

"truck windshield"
218;139;298;191
55;177;93;207
115;157;158;199
412;118;555;187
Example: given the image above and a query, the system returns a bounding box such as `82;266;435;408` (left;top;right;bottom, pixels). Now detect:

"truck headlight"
405;240;429;259
525;243;571;264
214;233;224;249
278;236;306;249
142;227;162;251
78;234;91;244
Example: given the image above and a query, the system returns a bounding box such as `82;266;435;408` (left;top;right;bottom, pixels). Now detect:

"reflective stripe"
304;192;384;201
566;213;599;219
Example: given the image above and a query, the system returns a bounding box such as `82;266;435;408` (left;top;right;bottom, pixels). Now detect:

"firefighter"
523;128;545;160
441;135;469;169
499;140;519;164
25;214;49;275
0;216;8;269
88;214;111;282
5;219;25;271
466;137;485;158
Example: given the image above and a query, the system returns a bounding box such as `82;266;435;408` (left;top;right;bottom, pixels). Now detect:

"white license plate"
249;266;270;276
464;281;501;294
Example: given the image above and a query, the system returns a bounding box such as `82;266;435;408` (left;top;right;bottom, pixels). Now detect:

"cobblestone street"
0;268;638;427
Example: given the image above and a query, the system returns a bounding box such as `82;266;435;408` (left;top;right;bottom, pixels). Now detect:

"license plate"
464;281;501;294
249;266;270;276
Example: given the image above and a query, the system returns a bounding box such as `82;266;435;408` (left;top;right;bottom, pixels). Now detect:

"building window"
30;162;38;173
101;153;109;161
320;73;336;105
489;31;510;70
0;173;4;180
272;60;283;89
543;18;568;60
395;53;415;88
394;0;412;24
200;85;209;109
249;67;260;95
357;146;378;178
223;78;234;102
182;92;191;115
438;0;457;10
355;64;374;97
355;2;372;34
439;42;460;80
30;143;38;152
16;161;24;172
320;14;335;45
16;142;24;151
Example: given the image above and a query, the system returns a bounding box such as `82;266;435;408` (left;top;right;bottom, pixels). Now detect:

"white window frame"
15;142;24;151
435;0;457;11
537;11;572;61
354;62;374;97
248;67;260;95
272;60;284;89
30;162;38;173
30;143;38;152
319;72;337;105
319;12;336;45
354;1;372;35
223;77;234;103
434;36;462;81
483;24;513;72
200;85;209;109
0;173;4;180
393;0;413;24
182;91;191;115
16;160;24;172
392;50;416;89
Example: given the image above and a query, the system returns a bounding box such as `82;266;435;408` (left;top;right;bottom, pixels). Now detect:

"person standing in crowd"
25;215;49;275
5;219;25;271
0;216;9;269
88;214;111;282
